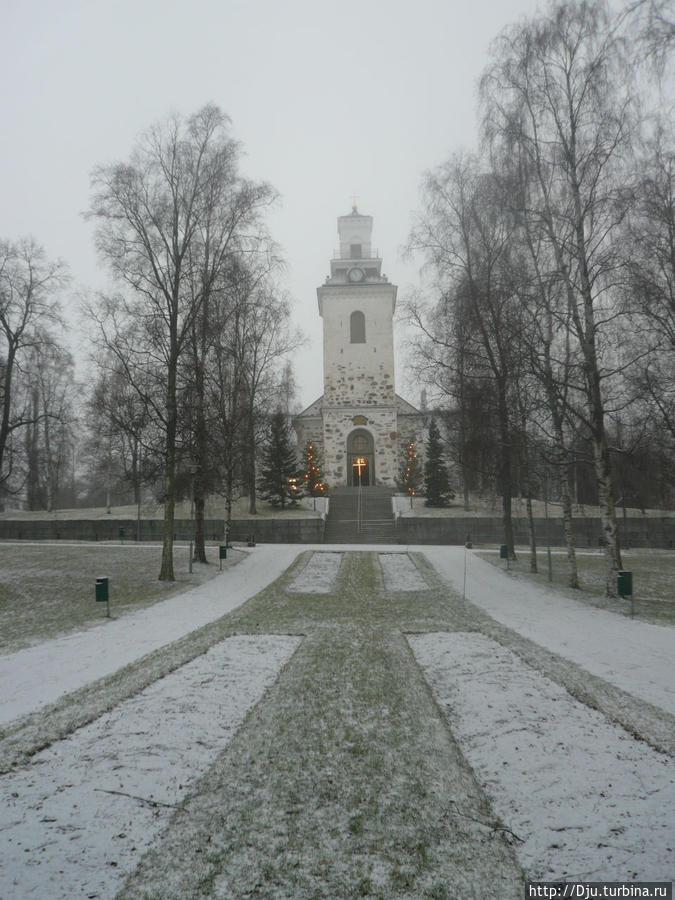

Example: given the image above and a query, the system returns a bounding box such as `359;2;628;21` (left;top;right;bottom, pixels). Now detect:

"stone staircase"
323;486;397;544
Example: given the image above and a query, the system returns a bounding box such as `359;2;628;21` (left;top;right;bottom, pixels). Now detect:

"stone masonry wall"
394;515;675;549
293;416;324;463
324;362;395;408
320;286;396;409
323;406;398;487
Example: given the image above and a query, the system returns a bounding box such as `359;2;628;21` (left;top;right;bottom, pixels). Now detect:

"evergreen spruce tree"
301;441;328;508
424;418;453;507
399;441;423;506
259;411;301;508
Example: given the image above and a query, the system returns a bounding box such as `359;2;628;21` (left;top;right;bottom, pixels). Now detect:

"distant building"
293;208;424;488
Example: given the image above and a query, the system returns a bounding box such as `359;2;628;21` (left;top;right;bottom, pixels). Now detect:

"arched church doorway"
347;429;374;486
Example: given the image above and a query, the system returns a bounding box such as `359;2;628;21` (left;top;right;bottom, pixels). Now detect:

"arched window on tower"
350;310;366;343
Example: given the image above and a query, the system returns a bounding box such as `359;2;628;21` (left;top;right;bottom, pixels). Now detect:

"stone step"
324;487;396;544
325;533;398;544
324;523;398;543
331;486;394;495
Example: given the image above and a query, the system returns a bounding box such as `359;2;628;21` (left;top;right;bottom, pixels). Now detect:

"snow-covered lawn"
393;494;675;519
0;635;300;900
423;547;675;715
0;544;303;724
0;542;238;653
379;551;429;591
287;551;343;593
1;544;673;895
409;631;674;882
479;548;675;621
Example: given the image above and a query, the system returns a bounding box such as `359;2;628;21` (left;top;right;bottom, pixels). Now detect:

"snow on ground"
287;551;343;593
423;547;675;714
378;552;429;591
3;543;672;725
409;632;674;882
0;634;300;900
0;544;304;725
1;541;673;892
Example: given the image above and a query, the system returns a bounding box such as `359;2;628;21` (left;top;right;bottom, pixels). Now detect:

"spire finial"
351;193;359;213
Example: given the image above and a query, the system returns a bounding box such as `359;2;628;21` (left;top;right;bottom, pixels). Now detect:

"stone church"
293;207;423;488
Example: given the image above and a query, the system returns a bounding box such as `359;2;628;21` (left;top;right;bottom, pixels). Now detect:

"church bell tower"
317;207;398;486
293;207;422;489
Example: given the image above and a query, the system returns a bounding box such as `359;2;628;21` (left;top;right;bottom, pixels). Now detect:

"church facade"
293;208;423;488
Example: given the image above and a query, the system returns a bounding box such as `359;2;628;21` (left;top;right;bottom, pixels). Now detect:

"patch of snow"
0;634;300;900
379;552;428;591
409;632;674;881
423;548;675;714
288;552;342;593
0;545;304;725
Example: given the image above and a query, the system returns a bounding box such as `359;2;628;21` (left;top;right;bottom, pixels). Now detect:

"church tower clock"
294;207;422;488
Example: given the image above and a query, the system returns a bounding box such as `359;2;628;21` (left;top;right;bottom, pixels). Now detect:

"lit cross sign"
354;457;367;475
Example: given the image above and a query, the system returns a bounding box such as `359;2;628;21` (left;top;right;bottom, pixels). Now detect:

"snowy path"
0;634;299;899
0;544;304;725
422;547;675;714
409;632;674;882
3;543;672;724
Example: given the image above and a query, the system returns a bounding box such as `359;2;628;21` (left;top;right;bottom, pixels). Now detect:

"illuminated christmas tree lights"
301;442;328;502
399;440;423;500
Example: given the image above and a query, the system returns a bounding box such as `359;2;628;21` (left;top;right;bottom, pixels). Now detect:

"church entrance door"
347;429;374;486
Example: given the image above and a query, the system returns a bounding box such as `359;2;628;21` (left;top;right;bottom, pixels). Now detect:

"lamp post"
188;463;198;574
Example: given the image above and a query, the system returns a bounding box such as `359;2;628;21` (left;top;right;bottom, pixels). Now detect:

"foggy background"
1;0;543;410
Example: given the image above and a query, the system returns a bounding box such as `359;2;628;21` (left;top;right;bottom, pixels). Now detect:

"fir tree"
399;441;423;504
301;442;327;508
424;418;453;507
259;411;301;508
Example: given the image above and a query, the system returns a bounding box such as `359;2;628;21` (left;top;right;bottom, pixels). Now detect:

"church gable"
396;393;423;417
295;395;324;419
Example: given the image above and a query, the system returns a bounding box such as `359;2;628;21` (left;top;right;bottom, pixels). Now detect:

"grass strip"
118;552;523;899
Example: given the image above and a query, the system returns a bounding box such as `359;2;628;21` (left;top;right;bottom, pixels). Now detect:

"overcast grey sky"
1;0;544;409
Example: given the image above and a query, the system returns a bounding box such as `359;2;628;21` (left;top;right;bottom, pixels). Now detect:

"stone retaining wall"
0;515;672;547
0;517;324;544
395;515;675;549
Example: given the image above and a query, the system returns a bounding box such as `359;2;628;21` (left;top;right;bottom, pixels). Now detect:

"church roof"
395;394;423;416
294;395;324;419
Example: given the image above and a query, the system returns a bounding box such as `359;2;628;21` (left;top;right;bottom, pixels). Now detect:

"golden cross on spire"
351;193;359;213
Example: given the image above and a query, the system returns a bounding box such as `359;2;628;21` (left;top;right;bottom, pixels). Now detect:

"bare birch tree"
23;342;77;511
480;0;637;594
408;154;526;557
622;123;675;445
0;238;68;498
88;105;275;580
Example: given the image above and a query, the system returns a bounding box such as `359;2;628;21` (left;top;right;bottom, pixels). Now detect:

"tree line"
407;0;673;595
2;4;672;596
0;105;299;580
